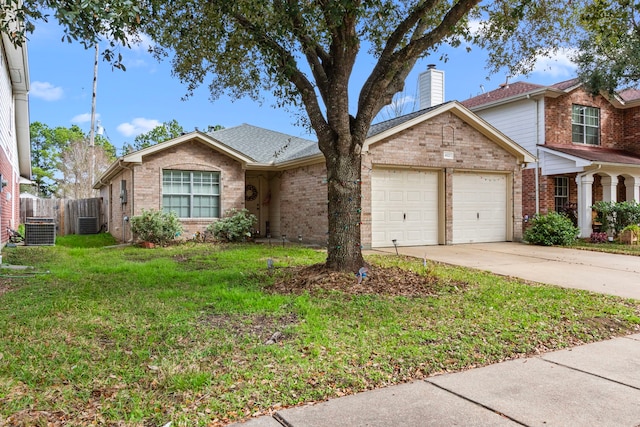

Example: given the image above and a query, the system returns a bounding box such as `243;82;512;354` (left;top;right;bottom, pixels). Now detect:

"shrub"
590;232;608;244
208;208;257;242
524;211;580;246
130;209;183;246
592;200;640;236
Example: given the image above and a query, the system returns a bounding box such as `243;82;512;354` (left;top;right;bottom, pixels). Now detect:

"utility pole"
89;43;98;197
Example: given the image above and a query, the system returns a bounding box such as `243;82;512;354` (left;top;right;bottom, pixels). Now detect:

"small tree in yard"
208;209;257;243
524;212;580;246
130;209;183;246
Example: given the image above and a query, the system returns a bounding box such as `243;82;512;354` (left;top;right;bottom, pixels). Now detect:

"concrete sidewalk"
231;334;640;426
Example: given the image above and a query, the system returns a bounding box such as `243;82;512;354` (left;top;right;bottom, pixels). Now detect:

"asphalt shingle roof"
207;124;319;163
368;103;448;138
544;144;640;166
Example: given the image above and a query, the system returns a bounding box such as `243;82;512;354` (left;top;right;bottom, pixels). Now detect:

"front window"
554;177;569;212
572;104;600;145
162;170;220;218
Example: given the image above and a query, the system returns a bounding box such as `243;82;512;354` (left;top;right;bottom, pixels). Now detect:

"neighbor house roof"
541;144;640;167
463;77;640;110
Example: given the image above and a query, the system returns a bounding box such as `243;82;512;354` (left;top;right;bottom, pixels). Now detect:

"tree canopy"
140;0;578;270
574;0;640;94
29;122;117;198
9;1;581;270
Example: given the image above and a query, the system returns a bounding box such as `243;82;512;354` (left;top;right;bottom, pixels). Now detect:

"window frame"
554;176;569;213
161;169;221;219
571;104;600;146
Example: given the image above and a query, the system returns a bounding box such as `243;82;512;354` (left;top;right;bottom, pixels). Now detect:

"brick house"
1;29;31;243
95;102;534;248
462;79;640;238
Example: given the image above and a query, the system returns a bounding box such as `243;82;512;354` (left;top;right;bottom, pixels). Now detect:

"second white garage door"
371;169;439;247
452;172;507;244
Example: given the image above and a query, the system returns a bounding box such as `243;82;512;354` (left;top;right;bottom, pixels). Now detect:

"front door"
245;176;264;236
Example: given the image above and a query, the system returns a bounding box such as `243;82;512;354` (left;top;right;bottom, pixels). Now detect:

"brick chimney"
418;64;445;109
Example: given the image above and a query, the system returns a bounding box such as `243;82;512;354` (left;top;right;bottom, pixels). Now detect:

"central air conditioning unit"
77;217;98;234
25;220;56;246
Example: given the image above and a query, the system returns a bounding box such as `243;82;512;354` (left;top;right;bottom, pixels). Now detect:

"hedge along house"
94;102;534;248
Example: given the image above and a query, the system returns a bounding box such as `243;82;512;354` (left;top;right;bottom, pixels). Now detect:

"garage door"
371;169;439;247
453;172;507;244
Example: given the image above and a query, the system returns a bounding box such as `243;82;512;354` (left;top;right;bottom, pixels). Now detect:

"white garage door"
371;169;439;247
453;172;507;244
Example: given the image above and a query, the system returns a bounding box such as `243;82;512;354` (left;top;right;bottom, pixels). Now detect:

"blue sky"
27;20;578;156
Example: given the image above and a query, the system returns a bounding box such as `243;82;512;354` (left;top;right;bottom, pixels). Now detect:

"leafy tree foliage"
142;0;578;271
29;122;117;197
132;119;185;151
1;0;143;69
8;1;580;270
574;0;640;94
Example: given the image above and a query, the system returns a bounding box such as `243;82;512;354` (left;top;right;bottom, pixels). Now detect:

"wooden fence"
20;197;105;236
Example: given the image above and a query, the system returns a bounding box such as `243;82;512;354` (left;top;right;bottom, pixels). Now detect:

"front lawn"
0;236;638;426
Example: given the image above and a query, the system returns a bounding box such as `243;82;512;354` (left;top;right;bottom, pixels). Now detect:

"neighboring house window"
554;177;569;212
162;170;220;218
572;104;600;145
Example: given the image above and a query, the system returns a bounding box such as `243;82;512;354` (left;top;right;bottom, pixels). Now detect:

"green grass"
572;239;640;256
0;236;638;426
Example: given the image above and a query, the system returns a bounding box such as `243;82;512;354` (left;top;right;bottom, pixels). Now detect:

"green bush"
592;201;640;236
524;211;580;246
208;208;256;242
130;209;183;246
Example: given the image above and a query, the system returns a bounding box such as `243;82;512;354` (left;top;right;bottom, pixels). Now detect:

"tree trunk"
324;148;365;272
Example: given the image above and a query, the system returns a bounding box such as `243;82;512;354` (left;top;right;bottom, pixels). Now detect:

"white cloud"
30;81;63;101
129;33;155;52
531;48;578;78
117;118;161;137
71;113;100;124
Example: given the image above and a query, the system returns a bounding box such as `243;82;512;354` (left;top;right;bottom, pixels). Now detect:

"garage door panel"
371;169;439;248
453;173;506;244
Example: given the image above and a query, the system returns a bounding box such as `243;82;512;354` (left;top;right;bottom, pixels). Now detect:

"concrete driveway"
371;242;640;300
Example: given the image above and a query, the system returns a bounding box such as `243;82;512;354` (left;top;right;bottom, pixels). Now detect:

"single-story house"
94;101;534;248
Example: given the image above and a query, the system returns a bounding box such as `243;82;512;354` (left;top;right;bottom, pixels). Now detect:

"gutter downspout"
534;98;540;215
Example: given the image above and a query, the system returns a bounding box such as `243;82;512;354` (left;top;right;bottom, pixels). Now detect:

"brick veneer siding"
279;162;329;245
362;111;523;246
545;88;626;149
623;106;640;154
105;141;245;242
0;147;20;244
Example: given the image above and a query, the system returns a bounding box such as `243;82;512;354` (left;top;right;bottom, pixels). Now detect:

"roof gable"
364;101;535;164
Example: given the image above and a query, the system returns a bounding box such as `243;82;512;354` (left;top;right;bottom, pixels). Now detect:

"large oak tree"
574;0;640;94
5;0;578;270
142;0;576;271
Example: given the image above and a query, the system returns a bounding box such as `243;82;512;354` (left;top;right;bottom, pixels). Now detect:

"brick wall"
363;111;523;246
0;147;19;243
104;141;245;242
623;106;640;154
544;88;626;149
279;162;328;245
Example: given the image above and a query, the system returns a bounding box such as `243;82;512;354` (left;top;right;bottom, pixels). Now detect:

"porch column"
576;174;594;238
601;175;618;203
625;176;640;202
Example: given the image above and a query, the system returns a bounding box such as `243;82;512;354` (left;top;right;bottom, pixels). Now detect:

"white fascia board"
537;146;593;168
124;131;255;164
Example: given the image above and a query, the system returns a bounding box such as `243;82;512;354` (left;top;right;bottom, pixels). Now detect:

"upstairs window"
162;170;220;218
572;105;600;146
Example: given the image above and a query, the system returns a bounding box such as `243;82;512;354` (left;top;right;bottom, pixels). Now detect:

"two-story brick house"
1;28;31;244
95;102;534;248
462;79;640;238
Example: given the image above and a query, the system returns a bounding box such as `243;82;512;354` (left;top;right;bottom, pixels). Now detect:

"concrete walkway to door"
371;242;640;300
